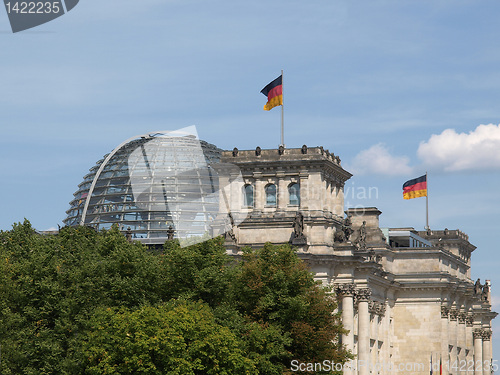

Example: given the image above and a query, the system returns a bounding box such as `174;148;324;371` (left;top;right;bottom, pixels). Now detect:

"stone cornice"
223;147;352;184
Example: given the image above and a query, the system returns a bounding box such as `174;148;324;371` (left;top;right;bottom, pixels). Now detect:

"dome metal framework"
64;130;222;245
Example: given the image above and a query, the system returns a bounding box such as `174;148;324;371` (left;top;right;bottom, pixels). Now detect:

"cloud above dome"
417;124;500;172
348;143;413;176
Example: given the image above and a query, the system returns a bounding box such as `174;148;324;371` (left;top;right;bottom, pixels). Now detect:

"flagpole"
425;171;429;230
281;69;284;147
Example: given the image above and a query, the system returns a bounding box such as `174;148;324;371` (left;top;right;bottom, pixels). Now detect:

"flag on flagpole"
403;174;427;200
430;354;433;375
439;355;442;375
261;75;283;111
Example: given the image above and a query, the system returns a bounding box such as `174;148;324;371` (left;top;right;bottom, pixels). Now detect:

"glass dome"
64;129;223;245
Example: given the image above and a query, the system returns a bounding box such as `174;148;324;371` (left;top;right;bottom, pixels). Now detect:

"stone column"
335;284;356;351
381;303;389;371
254;178;264;210
226;173;237;212
336;184;345;217
466;316;474;368
450;309;459;374
330;183;337;215
442;306;450;369
369;302;382;375
458;313;467;375
277;177;287;210
299;174;308;210
357;288;372;375
482;330;492;375
335;284;356;375
474;329;483;375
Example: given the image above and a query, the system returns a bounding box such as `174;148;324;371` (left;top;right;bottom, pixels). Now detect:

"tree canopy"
0;220;351;374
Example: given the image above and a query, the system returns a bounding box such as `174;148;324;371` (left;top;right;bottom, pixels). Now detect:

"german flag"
403;175;427;200
261;75;283;111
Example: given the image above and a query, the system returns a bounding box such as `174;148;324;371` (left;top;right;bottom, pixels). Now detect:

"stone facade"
220;146;496;375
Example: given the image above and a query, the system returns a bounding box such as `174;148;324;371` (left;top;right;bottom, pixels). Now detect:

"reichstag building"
65;130;496;375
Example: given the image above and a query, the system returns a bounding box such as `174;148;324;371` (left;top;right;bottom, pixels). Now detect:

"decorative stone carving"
379;303;387;316
343;216;354;240
223;212;236;243
125;227;132;243
357;221;367;250
473;328;484;339
232;147;238;157
458;313;467;324
366;250;381;263
334;215;354;244
474;279;482;295
482;329;492;341
278;145;284;155
301;145;307;154
449;309;459;321
466;315;474;326
441;306;450;318
334;283;356;297
369;301;385;316
356;288;372;302
255;146;261;156
167;225;175;241
291;211;307;245
482;283;490;302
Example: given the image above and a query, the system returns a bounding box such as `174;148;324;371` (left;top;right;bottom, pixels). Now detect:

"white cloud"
349;143;413;176
417;124;500;171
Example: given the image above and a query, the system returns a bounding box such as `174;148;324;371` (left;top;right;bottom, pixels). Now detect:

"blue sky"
2;0;500;361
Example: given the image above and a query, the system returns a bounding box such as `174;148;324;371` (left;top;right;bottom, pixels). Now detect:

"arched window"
265;184;277;206
243;184;254;207
289;183;300;206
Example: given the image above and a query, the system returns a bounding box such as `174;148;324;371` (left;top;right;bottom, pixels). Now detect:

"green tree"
161;236;232;307
0;221;351;374
231;243;352;374
80;300;257;375
0;222;167;374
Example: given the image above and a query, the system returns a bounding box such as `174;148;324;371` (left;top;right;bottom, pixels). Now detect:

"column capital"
458;312;468;324
369;301;386;316
441;306;450;318
356;288;372;302
473;328;484;339
449;308;459;321
334;283;356;297
466;314;474;326
481;329;492;341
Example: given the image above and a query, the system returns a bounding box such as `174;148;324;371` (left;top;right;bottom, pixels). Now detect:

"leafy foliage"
0;220;350;374
81;301;256;375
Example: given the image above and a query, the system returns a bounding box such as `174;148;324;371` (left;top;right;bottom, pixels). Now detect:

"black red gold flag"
261;75;283;111
403;175;427;200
